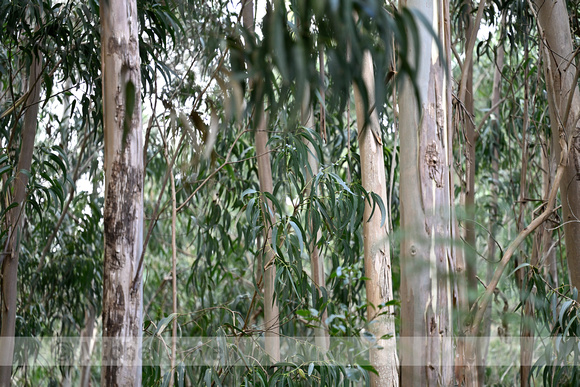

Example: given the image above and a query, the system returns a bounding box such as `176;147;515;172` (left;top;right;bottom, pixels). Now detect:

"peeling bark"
100;0;144;384
399;0;454;384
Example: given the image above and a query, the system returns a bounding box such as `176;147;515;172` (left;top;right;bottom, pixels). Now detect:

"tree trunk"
478;35;504;386
398;0;454;384
462;0;478;308
535;0;580;289
353;51;399;387
301;95;329;352
80;306;96;387
255;112;281;363
242;0;280;363
0;52;42;387
100;0;144;384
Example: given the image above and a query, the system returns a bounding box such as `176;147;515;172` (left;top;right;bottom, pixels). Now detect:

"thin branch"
475;97;507;135
132;117;186;293
469;140;567;337
457;0;489;104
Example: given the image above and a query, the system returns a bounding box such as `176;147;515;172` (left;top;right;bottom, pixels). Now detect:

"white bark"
399;0;454;384
100;0;144;384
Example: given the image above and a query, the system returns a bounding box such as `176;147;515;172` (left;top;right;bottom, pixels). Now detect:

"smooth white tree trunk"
353;51;399;387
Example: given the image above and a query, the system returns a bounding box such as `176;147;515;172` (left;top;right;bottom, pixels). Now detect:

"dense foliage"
2;0;580;385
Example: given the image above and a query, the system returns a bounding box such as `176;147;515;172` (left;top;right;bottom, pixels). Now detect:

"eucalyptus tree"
398;0;455;384
100;0;144;383
0;51;42;387
353;50;398;386
535;0;580;289
242;0;281;363
0;2;46;383
301;92;329;352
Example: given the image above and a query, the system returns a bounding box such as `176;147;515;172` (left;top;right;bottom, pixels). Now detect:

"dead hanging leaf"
180;111;197;145
202;102;219;161
189;110;208;142
214;72;232;121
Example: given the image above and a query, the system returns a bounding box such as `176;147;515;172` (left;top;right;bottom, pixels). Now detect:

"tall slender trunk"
255;112;280;363
0;52;42;386
169;164;178;387
478;35;504;386
399;0;454;384
353;51;399;386
535;0;580;289
100;0;144;384
301;95;329;352
242;0;280;363
518;39;533;387
462;0;477;308
80;305;96;387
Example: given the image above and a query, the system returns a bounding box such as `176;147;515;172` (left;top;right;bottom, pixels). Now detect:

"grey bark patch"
103;364;119;387
104;160;143;271
425;142;443;188
107;36;139;66
103;284;125;338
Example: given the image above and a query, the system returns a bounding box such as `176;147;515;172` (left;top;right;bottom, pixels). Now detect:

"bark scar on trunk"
104;160;142;270
425;142;443;187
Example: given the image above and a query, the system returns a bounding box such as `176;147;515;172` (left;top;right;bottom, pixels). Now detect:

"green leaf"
329;172;353;194
272;224;279;256
122;80;136;151
288;219;304;255
0;165;12;177
559;300;574;328
204;369;212;387
263;191;282;218
161;371;171;387
369;192;386;227
246;198;256;224
154;313;177;336
242;188;257;198
177;363;185;387
508;263;531;278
